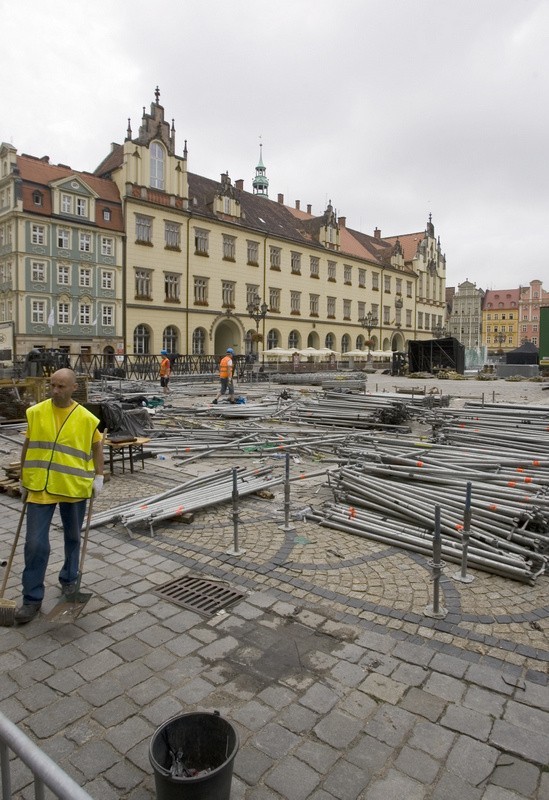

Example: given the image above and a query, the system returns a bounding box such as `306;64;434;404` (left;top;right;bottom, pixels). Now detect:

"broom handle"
78;494;94;577
0;501;27;598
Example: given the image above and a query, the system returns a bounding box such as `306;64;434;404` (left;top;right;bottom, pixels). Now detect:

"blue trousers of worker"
22;500;87;605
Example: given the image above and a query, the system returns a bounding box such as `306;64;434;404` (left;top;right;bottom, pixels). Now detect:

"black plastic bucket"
149;711;239;800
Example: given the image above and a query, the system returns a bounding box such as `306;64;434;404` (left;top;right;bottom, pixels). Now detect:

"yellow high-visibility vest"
22;401;99;499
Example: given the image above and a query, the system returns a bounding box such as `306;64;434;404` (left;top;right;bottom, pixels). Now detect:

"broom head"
0;598;17;627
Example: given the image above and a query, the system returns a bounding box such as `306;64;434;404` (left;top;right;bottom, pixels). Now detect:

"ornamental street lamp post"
495;330;506;354
247;294;268;360
432;324;446;338
359;311;378;359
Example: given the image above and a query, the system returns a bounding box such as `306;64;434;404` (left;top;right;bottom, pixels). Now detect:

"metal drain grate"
154;575;246;616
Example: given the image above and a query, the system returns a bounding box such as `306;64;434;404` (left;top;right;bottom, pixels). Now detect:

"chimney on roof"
374;227;381;239
235;179;244;191
307;204;312;215
339;216;346;229
277;193;284;204
40;156;50;164
295;200;300;210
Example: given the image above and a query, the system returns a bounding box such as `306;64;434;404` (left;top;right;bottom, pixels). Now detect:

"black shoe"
60;582;78;597
15;603;41;624
212;399;218;405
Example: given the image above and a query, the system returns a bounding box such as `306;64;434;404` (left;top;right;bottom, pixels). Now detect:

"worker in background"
159;349;171;395
16;368;104;624
212;347;236;404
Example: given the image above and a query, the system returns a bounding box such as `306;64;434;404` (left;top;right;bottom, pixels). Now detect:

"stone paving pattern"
0;373;547;798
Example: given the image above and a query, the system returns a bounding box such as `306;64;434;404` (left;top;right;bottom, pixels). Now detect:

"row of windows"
29;262;115;289
0;222;13;246
132;324;377;357
30;224;115;255
29;300;115;327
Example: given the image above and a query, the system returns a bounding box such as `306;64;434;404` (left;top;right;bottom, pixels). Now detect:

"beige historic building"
0;142;124;358
94;90;447;358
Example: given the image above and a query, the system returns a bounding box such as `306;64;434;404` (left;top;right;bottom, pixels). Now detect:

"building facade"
92;90;447;358
447;279;484;347
482;288;520;354
518;280;549;348
0;142;124;359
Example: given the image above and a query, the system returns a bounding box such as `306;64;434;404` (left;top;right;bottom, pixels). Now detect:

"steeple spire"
252;141;269;197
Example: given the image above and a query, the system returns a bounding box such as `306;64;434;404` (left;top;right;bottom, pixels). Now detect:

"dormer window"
76;198;87;217
61;194;72;214
103;208;111;221
150;142;165;190
33;191;43;206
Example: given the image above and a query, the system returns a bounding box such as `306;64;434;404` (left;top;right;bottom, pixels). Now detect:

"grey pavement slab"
0;387;547;800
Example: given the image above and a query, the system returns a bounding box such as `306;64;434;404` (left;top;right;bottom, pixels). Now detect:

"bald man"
16;368;104;623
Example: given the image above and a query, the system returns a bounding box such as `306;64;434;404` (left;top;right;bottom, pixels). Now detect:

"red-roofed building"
482;288;520;354
519;280;549;348
0;142;124;359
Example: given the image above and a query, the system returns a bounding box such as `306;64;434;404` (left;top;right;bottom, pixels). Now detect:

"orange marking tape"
416;461;424;467
488;504;497;511
507;481;516;488
455;524;463;531
185;447;191;452
532;460;540;466
348;507;356;518
299;474;306;479
140;504;148;509
524;477;532;483
516;468;524;473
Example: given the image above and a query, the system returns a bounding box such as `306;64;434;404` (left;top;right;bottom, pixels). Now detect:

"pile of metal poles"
91;465;278;535
311;435;549;582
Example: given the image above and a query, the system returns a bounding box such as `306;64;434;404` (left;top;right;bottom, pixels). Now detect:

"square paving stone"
440;704;493;741
491;754;541;797
322;759;371;799
423;672;465;703
140;695;185;727
359;673;407;704
299;682;340;713
77;676;124;707
234;745;274;784
68;740;119;780
339;688;377;720
364;704;416;747
252;722;300;758
231;700;277;731
346;734;392;774
513;680;549;711
104;716;153;754
400;687;447;722
395;745;440;784
295;740;339;773
391;662;429;687
257;685;297;709
429;652;469;678
173;676;215;704
408;720;455;760
92;696;140;727
104;759;145;791
265;754;320;800
278;703;319;734
365;768;427;800
462;685;506;718
432;771;482;800
329;660;365;688
313;709;363;748
504;699;549;736
446;734;499;786
490;719;549;766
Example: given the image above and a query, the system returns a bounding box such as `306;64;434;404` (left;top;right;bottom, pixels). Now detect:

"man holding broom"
15;369;104;624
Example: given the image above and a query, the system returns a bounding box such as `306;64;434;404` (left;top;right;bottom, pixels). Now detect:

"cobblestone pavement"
0;374;547;799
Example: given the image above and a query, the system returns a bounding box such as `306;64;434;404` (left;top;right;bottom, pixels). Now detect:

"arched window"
192;327;206;355
163;325;178;353
266;329;279;349
133;324;150;354
356;334;365;350
325;333;335;350
150;142;165;190
341;334;351;353
288;330;300;350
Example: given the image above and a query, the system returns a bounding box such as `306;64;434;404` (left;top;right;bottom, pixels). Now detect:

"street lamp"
495;331;506;353
247;294;268;358
359;311;378;359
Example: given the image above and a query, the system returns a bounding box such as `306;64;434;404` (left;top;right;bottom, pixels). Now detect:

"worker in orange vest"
212;348;236;404
159;349;171;395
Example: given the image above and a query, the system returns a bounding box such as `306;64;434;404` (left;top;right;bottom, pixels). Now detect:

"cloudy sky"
2;0;547;290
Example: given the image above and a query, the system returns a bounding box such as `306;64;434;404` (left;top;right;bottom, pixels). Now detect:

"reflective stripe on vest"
22;401;99;498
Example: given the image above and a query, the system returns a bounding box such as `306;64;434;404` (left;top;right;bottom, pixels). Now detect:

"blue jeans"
22;501;87;604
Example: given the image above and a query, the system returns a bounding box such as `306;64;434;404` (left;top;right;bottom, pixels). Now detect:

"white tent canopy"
343;349;369;357
264;347;297;358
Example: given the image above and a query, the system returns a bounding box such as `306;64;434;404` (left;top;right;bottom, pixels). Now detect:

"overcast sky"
2;0;548;290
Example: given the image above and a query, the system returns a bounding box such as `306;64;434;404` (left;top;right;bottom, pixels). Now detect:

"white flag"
72;314;78;326
47;309;55;328
92;316;98;326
